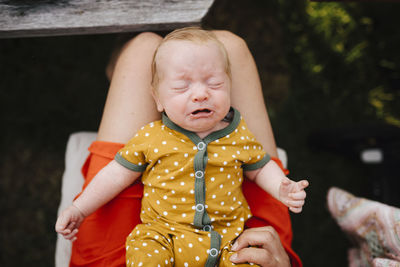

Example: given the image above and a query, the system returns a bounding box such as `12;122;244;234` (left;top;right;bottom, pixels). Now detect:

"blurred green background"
1;0;400;266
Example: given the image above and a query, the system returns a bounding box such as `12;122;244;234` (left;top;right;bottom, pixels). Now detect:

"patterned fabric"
327;187;400;267
125;221;254;267
116;108;269;266
373;258;400;267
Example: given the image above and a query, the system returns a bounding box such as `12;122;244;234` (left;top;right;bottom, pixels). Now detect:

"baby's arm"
245;160;309;213
55;160;141;240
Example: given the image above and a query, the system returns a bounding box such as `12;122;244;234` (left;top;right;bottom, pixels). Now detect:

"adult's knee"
212;30;249;56
126;32;163;49
106;32;162;80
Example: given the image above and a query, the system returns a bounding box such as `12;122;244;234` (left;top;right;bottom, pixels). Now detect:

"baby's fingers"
65;221;77;232
63;229;79;241
286;199;305;209
57;228;71;236
289;190;306;200
55;214;77;237
282;177;291;185
280;177;292;191
297;180;309;190
55;215;69;233
289;206;303;213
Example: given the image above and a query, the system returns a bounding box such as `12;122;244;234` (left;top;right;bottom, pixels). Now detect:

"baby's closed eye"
171;80;189;90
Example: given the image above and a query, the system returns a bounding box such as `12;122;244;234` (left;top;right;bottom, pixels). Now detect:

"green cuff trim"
114;153;147;172
242;154;270;171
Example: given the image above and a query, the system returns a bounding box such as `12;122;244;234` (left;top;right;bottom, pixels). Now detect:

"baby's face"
153;40;231;138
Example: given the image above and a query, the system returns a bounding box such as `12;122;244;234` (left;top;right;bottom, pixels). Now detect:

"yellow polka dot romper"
115;108;269;267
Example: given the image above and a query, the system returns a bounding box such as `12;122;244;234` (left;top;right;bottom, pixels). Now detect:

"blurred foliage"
277;0;400;128
205;0;400;127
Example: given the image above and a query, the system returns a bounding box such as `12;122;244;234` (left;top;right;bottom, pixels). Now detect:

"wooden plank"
0;0;215;38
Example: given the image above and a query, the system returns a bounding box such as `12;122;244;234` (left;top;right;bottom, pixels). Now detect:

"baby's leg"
126;224;174;266
171;228;216;266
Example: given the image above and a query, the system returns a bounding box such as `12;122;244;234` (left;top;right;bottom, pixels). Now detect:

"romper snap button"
195;203;204;212
197;142;206;151
209;248;219;257
203;224;212;232
195;170;204;179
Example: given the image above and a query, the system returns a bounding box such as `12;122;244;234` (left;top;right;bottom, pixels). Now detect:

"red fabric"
70;141;302;267
243;157;302;267
70;141;143;267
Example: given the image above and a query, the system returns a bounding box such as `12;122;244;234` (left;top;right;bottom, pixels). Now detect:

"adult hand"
229;226;291;267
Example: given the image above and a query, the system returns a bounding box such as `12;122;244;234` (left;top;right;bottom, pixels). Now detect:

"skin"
152;40;232;139
230;227;292;266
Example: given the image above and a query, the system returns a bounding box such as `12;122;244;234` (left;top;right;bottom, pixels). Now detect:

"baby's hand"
279;178;309;213
55;205;86;241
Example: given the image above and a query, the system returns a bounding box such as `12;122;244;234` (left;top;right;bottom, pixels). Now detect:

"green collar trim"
162;107;241;145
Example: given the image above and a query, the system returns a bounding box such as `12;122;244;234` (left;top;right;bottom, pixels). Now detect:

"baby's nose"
191;85;209;102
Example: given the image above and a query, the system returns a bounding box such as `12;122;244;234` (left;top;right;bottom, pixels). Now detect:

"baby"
56;27;309;267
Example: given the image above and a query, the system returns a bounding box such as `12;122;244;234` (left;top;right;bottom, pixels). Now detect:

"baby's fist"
279;178;309;213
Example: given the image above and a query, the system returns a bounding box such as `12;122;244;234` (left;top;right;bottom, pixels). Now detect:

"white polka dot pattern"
119;114;269;266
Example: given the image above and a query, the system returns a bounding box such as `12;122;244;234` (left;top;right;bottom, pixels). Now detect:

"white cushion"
55;132;97;267
277;147;288;169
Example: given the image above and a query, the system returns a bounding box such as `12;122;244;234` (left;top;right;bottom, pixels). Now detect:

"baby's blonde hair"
151;27;231;90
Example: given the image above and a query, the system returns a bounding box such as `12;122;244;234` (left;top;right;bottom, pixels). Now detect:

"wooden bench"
0;0;215;38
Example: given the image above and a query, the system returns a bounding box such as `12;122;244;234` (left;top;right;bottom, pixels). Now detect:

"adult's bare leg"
214;30;278;158
70;33;164;267
97;32;162;143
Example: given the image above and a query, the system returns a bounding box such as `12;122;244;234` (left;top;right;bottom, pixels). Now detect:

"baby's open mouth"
192;109;212;115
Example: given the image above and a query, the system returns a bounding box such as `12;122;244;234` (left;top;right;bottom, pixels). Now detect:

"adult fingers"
231;227;290;267
230;247;273;266
232;226;276;251
232;226;285;256
243;227;289;263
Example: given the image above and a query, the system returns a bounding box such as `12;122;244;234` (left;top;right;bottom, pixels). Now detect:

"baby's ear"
151;89;164;112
